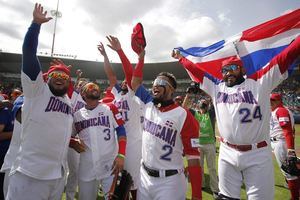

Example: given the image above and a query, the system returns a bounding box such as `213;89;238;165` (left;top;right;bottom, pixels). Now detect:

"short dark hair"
157;72;177;89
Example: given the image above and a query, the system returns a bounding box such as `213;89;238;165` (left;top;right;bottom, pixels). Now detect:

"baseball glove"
281;154;300;176
107;170;133;200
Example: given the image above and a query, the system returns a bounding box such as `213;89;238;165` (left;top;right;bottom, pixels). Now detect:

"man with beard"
130;58;202;199
6;4;73;200
72;82;126;200
172;35;300;200
66;70;87;200
97;36;144;199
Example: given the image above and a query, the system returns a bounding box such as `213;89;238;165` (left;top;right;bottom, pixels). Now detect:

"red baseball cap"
270;93;282;101
221;57;243;67
131;23;146;54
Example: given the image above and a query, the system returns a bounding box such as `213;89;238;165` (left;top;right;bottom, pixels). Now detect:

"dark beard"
225;76;245;87
152;98;174;107
152;88;174;107
49;84;68;97
121;87;128;94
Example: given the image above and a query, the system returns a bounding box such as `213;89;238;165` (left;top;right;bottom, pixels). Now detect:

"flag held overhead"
175;9;300;81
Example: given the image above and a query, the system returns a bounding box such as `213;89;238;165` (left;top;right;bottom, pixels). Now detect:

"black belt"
142;162;178;178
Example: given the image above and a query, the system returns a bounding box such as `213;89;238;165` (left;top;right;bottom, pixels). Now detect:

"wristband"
117;153;125;159
118;139;126;156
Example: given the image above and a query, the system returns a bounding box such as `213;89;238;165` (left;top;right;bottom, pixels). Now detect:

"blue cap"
12;95;24;120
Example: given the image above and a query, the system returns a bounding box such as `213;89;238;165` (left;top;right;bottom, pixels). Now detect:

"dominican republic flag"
175;9;300;81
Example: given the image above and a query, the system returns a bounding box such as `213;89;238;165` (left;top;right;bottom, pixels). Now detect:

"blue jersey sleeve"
135;85;153;104
22;23;42;80
116;125;126;137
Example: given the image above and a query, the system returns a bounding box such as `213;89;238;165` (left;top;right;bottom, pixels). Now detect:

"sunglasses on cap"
153;78;174;88
48;71;70;80
221;65;239;74
84;84;100;92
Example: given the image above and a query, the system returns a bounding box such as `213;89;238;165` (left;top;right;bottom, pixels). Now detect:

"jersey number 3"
239;106;262;123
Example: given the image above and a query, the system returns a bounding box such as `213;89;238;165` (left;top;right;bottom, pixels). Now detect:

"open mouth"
153;88;160;96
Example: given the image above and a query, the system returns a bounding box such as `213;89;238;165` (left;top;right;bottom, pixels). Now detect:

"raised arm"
97;42;117;87
131;49;145;92
106;35;134;88
22;3;52;81
172;49;205;83
182;92;192;109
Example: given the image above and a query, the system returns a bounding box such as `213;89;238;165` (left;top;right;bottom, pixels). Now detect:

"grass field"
62;124;300;200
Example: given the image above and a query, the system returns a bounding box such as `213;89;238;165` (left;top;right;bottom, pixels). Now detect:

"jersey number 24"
239;106;262;123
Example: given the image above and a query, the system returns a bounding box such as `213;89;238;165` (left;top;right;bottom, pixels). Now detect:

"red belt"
220;137;267;152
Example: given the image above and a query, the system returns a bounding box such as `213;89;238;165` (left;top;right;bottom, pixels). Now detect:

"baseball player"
65;72;87;200
0;95;23;198
173;35;300;199
130;56;202;199
7;4;73;199
72;82;127;200
269;93;299;200
97;36;144;199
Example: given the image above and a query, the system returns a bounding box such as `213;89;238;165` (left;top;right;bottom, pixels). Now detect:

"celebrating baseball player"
72;82;127;200
173;35;300;199
269;93;299;200
65;69;87;200
6;4;74;199
97;35;144;199
130;53;202;199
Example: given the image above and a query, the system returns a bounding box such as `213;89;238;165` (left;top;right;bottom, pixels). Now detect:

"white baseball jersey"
73;103;123;181
134;85;200;170
270;106;294;138
111;85;142;149
199;67;287;145
1;120;22;172
11;72;73;180
71;90;86;113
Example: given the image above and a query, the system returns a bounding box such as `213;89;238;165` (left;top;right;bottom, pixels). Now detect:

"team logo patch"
165;120;174;128
191;138;200;148
115;113;122;120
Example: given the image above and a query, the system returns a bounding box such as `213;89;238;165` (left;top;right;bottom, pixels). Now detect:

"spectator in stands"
10;88;22;103
0;96;13;200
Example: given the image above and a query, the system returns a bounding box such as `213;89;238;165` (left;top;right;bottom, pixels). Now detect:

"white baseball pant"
218;143;274;200
137;166;187;200
78;175;113;200
6;171;65;200
65;148;80;200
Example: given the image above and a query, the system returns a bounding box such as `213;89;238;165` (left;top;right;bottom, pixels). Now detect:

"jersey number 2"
239;106;262;123
160;145;173;161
